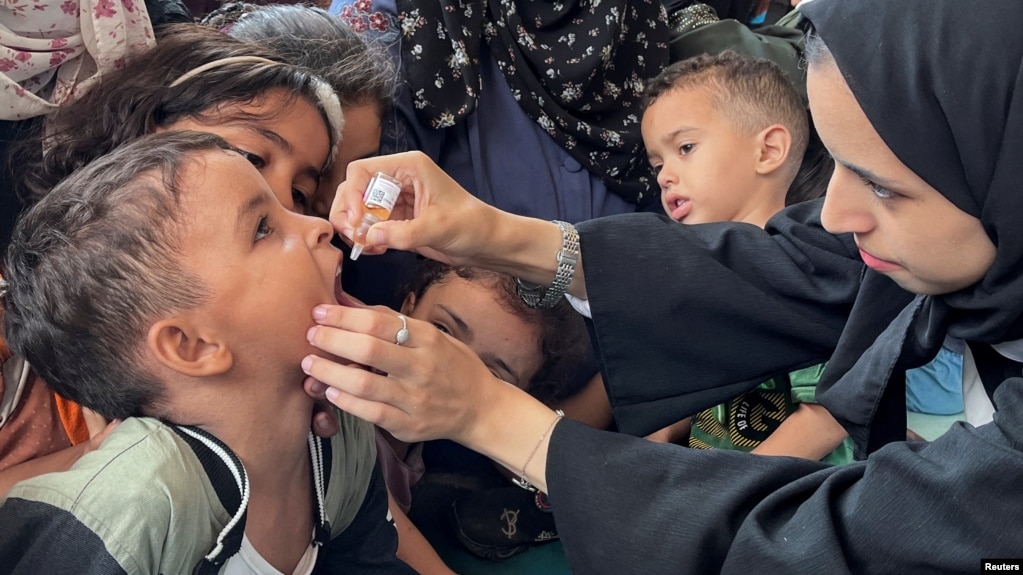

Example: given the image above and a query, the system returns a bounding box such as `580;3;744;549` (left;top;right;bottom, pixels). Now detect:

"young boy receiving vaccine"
0;132;414;574
642;51;853;463
0;25;347;495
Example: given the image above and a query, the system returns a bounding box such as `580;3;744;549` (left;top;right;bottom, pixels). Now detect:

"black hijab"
802;0;1023;451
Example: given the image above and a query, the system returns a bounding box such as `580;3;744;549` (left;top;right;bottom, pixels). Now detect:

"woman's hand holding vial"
330;151;505;266
329;151;585;298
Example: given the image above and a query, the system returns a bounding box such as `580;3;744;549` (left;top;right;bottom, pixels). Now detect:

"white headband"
168;55;280;88
167;55;344;168
312;77;344;167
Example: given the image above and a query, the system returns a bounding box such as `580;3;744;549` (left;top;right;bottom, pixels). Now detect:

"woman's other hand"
301;303;499;444
303;303;562;492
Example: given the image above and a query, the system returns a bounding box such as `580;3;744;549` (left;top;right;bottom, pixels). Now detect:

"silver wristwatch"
515;220;579;309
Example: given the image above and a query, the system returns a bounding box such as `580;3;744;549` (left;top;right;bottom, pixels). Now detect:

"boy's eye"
649;162;662;174
255;216;274;241
679;143;695;155
432;322;451;336
240;150;266;169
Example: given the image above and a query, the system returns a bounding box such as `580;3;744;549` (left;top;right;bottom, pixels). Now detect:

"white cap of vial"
350;244;364;260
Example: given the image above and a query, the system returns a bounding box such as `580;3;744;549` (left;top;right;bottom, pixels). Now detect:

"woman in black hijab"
304;0;1023;571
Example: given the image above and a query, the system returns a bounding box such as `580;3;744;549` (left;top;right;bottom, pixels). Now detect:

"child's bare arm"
553;374;613;430
556;375;691;442
752;403;848;461
645;417;692;445
388;490;459;575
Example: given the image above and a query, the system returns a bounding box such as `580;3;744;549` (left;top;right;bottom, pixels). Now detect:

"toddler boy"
643;50;810;226
640;51;853;463
0;132;414;573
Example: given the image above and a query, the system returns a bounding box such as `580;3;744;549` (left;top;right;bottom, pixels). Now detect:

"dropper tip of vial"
350;244;364;261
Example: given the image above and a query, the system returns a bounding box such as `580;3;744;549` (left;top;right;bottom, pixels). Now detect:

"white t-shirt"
962;338;1023;426
223;532;318;575
961;344;996;427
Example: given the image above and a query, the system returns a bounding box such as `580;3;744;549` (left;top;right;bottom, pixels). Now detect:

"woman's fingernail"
313;306;328;319
307;326;318;343
325;387;340;400
302;356;314;372
367;227;384;244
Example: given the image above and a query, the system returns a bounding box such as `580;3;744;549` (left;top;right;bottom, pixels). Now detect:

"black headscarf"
802;0;1023;451
395;0;670;205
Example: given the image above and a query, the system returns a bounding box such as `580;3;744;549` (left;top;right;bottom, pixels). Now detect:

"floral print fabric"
0;0;154;120
392;0;669;204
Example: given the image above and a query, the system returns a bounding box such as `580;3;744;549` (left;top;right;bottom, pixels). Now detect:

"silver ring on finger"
394;314;410;346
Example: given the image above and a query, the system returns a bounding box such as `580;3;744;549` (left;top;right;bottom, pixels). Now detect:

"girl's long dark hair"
13;25;330;203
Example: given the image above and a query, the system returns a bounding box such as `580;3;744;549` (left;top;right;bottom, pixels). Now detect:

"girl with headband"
16;25;341;217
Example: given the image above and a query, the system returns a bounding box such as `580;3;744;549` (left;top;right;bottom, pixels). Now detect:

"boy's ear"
754;124;792;176
400;293;416;315
147;318;233;377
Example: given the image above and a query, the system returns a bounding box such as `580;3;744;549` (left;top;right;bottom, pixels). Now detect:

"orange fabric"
54;394;90;445
0;367;72;471
0;330;83;470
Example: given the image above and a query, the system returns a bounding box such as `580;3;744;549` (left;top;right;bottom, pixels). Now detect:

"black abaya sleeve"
547;378;1023;574
577;199;864;436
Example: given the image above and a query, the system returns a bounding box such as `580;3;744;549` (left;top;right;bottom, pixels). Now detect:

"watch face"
515;278;543;291
514;277;545;308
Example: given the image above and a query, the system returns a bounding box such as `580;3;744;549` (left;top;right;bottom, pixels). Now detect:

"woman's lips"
858;248;901;272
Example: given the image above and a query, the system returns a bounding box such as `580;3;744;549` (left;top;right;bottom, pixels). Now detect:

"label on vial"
362;173;401;212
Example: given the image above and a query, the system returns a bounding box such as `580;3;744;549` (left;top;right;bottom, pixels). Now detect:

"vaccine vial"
350;172;402;260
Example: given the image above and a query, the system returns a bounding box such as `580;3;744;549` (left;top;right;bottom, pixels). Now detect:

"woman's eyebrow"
837;158;901;189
